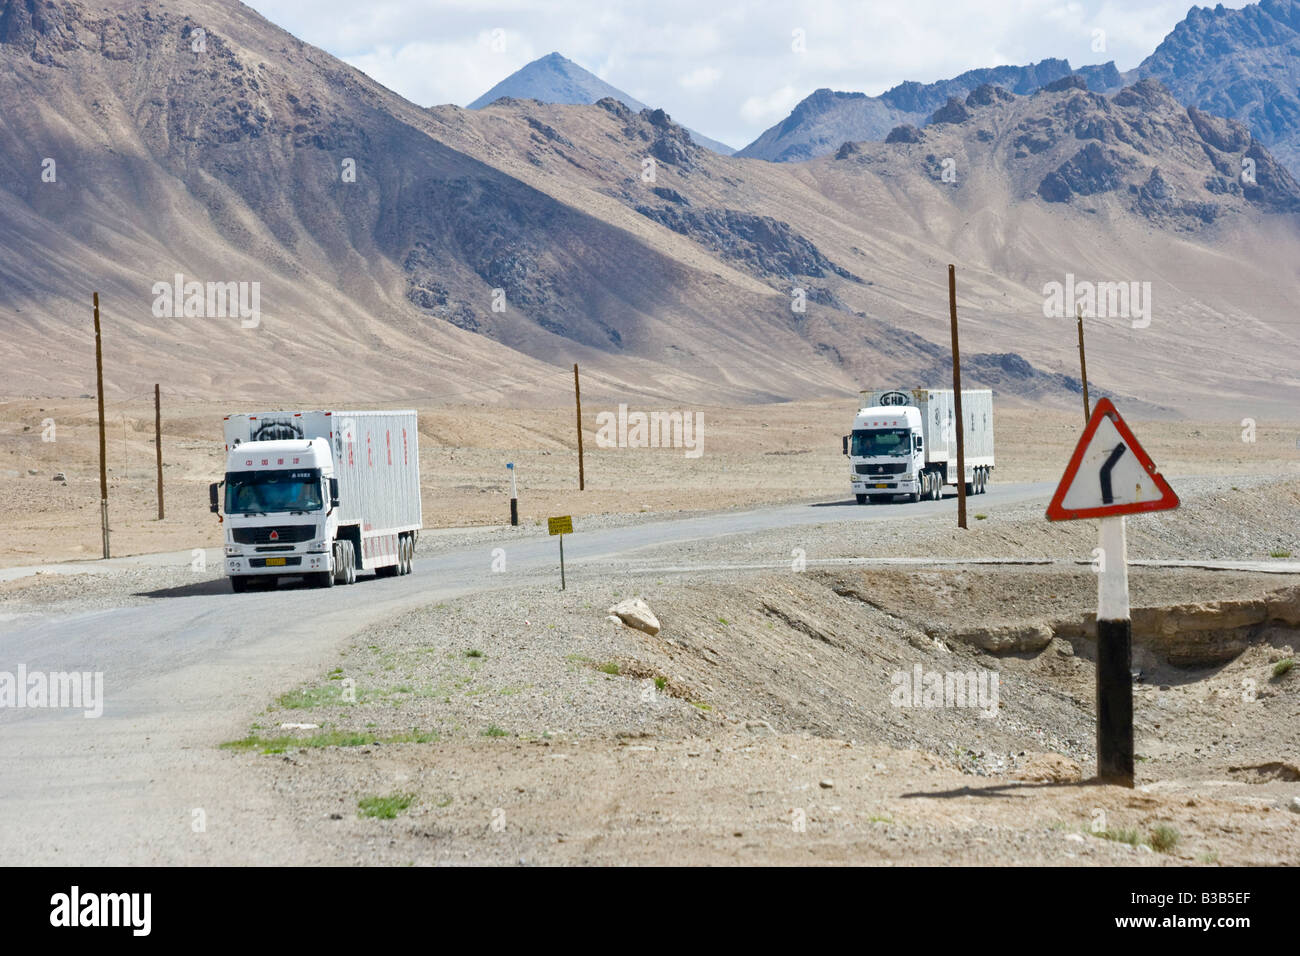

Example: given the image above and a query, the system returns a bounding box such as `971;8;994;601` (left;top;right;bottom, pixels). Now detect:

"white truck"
842;388;994;504
211;410;422;593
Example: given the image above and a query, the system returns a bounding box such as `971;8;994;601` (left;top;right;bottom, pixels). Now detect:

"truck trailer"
211;409;422;592
842;388;994;504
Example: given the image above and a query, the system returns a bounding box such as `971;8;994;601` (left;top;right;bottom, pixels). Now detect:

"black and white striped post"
1096;515;1133;786
507;462;518;527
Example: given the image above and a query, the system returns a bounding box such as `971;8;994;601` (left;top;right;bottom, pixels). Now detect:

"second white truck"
842;388;994;504
211;409;422;592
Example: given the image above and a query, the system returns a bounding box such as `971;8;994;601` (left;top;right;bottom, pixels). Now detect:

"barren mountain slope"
2;0;1299;417
426;79;1300;416
1137;0;1300;177
0;0;891;405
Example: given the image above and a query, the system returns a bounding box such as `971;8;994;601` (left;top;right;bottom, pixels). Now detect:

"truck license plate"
875;483;889;488
265;557;286;567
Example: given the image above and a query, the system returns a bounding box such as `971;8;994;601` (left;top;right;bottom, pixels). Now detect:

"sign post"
507;462;518;527
548;515;573;590
1046;398;1179;787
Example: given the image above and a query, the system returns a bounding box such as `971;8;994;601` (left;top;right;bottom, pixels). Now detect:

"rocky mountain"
737;59;1121;163
467;51;735;155
1135;0;1300;176
1;0;1299;417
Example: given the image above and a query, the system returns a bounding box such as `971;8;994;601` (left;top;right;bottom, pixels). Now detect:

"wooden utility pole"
155;383;164;519
1076;304;1091;426
93;292;110;558
573;363;585;491
948;265;967;530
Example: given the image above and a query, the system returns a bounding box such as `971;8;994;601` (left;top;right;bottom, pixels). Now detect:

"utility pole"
93;292;110;558
948;264;967;530
1076;304;1091;425
155;383;164;519
573;363;585;491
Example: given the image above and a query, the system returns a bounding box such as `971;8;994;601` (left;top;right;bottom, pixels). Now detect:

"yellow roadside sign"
548;515;573;536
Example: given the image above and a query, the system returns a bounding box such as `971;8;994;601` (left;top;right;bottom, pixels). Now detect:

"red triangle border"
1046;397;1180;521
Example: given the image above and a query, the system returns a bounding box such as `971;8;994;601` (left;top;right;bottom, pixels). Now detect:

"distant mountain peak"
1136;0;1300;176
736;57;1121;162
467;51;734;154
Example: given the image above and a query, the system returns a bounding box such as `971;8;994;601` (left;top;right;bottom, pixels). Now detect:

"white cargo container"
842;388;995;504
212;410;422;592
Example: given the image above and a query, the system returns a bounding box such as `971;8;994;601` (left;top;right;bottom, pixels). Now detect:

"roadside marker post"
507;462;518;527
1047;398;1179;787
548;515;573;590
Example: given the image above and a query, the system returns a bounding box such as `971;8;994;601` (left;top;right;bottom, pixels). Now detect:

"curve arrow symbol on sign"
1099;443;1126;505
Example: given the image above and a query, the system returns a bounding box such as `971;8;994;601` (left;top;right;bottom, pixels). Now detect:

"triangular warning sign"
1046;398;1179;521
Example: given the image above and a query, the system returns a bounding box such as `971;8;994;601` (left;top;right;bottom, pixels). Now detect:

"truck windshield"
225;469;323;514
851;429;911;456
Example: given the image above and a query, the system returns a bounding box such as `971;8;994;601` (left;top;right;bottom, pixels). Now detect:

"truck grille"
856;462;907;476
233;525;316;545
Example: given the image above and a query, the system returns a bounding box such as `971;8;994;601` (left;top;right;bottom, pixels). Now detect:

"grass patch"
654;676;667;691
1273;658;1295;679
220;728;436;755
974;513;987;520
690;700;712;712
1198;850;1219;865
465;649;484;658
1093;827;1143;847
358;792;414;820
597;661;620;675
276;684;345;709
1269;549;1292;558
1149;825;1180;853
482;724;509;738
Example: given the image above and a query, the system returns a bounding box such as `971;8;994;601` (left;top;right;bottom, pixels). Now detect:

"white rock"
608;597;661;636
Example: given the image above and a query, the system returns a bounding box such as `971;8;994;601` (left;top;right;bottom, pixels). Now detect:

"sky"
244;0;1251;151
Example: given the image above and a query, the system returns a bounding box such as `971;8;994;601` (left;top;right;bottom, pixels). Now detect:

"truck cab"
844;405;931;503
212;438;340;592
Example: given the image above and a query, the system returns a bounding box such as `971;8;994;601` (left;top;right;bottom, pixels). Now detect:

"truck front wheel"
230;575;248;594
855;493;867;505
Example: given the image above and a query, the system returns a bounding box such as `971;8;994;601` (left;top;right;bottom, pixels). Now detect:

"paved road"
1;479;1294;862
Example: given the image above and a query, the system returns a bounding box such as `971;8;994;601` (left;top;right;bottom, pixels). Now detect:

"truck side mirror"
842;435;848;456
209;482;221;514
916;436;923;450
329;477;340;509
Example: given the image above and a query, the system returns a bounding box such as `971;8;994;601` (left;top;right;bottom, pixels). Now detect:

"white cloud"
679;66;722;89
740;85;801;124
